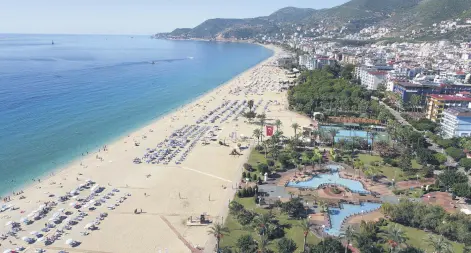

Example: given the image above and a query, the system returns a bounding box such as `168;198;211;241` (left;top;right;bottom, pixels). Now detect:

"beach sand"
0;45;312;253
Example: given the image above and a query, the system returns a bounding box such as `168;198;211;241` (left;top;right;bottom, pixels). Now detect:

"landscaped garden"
207;67;471;253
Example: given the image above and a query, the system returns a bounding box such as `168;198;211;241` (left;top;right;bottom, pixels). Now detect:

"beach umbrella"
21;236;29;241
3;249;13;253
84;223;94;229
65;238;74;245
69;202;76;207
20;217;28;223
30;231;39;235
4;221;12;226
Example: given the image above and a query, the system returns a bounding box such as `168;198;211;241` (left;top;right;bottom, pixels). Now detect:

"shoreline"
0;44;305;253
0;44;274;198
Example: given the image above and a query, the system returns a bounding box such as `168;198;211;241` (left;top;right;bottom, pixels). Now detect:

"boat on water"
51;40;54;45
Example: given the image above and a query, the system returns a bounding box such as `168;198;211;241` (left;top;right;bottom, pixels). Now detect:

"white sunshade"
30;231;39;235
69;202;77;206
4;221;12;226
3;249;13;253
66;238;75;245
84;223;94;229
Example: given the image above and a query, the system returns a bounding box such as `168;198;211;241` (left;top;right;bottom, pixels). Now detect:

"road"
380;101;457;166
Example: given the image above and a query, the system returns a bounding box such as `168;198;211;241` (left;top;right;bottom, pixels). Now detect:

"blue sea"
0;34;273;196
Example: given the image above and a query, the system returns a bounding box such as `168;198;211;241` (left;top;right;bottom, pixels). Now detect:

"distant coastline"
0;36;273;196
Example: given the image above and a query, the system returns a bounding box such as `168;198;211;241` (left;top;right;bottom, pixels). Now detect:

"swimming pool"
319;126;388;144
286;165;369;194
325;202;382;236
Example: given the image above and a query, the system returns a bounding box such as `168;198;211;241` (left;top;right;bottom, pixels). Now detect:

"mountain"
383;0;471;28
155;0;471;40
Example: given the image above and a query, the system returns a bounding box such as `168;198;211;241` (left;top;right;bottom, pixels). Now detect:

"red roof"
429;94;471;101
457;71;465;75
368;71;388;76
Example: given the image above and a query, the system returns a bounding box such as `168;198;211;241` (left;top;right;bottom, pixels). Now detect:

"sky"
0;0;349;35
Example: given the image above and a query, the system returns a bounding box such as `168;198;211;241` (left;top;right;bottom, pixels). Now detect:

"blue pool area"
325;202;382;236
319;126;388;144
286;165;369;194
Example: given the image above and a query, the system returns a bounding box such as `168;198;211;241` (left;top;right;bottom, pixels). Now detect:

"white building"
361;71;387;90
441;108;471;138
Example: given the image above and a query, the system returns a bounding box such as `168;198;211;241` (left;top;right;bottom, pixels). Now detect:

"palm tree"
385;224;408;252
298;219;311;252
275;119;282;133
207;222;229;253
312;130;320;145
248;99;255;112
353;160;364;178
258;113;267;142
291;123;300;139
301;152;311;173
253;129;262;145
341;226;355;253
258;234;269;253
328;129;339;147
369;131;377;154
426;234;452;253
253;212;274;236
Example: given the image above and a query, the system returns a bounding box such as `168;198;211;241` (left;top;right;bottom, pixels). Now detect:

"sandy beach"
0;44;312;253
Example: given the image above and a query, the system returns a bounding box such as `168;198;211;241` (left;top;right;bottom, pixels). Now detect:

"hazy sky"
0;0;349;35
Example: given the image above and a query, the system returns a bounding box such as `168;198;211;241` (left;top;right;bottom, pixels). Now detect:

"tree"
452;182;471;198
280;198;305;218
257;163;269;175
299;219;312;252
236;234;257;253
459;158;471;171
253;211;274;237
275;119;283;133
385;224;408;252
398;247;425;253
398;152;412;171
253;129;262;145
277;238;297;253
410;94;422;113
258;113;267;142
341;226;355;253
244;111;257;123
437;170;468;191
257;234;269;253
426;234;452;253
434;153;448;164
329;129;340;147
292;123;301;139
445;147;464;161
248;99;254;112
207;222;229;253
310;238;350;253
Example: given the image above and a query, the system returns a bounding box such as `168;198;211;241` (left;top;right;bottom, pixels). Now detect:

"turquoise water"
0;34;273;196
287;165;369;194
319;126;388;144
325;202;382;236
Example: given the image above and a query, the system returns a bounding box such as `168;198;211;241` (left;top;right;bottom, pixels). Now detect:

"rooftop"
368;71;388;76
428;94;471;102
444;107;471;117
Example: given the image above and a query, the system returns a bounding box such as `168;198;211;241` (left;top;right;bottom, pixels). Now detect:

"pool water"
325;202;382;236
286;165;369;194
319;126;388;144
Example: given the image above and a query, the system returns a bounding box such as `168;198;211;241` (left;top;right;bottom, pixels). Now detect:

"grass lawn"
221;197;320;253
393;223;464;252
247;149;267;167
357;154;422;182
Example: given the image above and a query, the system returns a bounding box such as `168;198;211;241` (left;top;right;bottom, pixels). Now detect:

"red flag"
266;125;274;137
